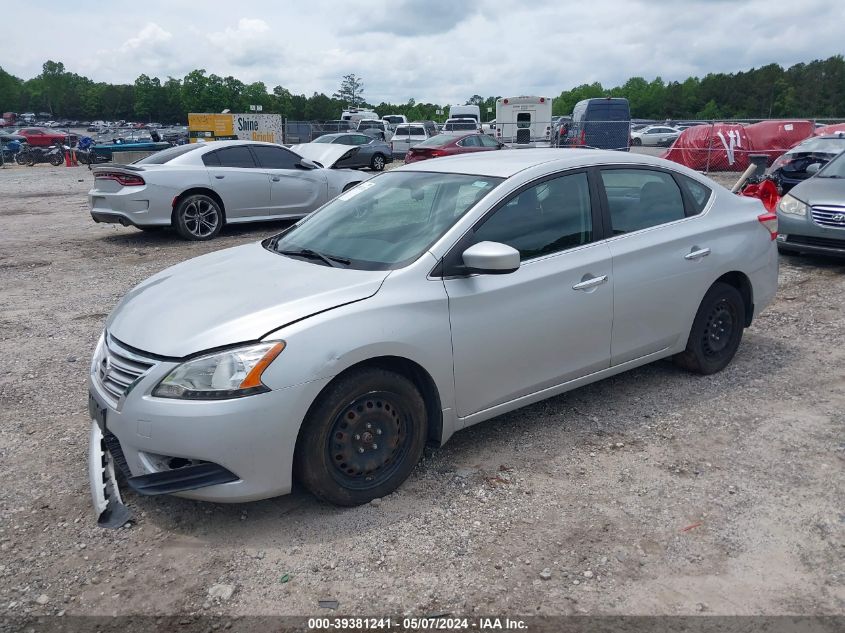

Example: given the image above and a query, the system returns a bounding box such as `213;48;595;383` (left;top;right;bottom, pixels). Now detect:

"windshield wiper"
277;248;350;267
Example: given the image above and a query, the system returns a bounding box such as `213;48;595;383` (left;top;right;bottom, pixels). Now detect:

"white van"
341;109;379;125
390;123;430;157
448;104;481;123
495;96;553;145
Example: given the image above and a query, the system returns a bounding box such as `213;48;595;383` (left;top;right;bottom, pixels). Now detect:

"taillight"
757;212;778;240
430;150;445;157
580;130;586;146
95;171;145;186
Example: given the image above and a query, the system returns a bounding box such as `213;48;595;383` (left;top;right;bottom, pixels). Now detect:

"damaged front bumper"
88;419;131;529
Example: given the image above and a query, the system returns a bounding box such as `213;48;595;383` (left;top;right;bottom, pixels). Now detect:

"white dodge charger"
88;140;370;240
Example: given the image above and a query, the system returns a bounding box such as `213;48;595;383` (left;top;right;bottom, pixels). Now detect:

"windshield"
818;151;845;178
383;116;403;124
313;135;336;143
267;171;503;270
790;137;845;154
134;143;202;164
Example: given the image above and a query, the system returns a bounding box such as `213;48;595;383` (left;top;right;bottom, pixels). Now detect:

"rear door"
251;144;326;217
598;167;717;365
202;146;270;218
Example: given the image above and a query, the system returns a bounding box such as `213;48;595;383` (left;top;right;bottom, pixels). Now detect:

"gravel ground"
0;163;843;622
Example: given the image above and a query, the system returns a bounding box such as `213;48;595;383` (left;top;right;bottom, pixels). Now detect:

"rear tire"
294;367;428;506
50;152;64;166
674;282;745;375
370;153;386;171
174;194;223;241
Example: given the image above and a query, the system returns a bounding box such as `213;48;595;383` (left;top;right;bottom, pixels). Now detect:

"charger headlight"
153;342;285;400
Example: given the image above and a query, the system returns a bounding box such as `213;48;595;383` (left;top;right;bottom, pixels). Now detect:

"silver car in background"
776;149;845;257
88;140;369;241
88;149;778;524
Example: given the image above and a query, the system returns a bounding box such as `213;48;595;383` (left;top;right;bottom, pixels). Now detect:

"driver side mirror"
461;241;520;275
296;158;319;170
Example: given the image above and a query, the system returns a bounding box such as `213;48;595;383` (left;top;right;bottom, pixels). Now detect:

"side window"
354;135;371;145
676;173;712;215
478;135;500;148
252;145;300;169
472;172;593;260
214;146;257;168
202;151;221;167
600;169;685;234
459;135;480;147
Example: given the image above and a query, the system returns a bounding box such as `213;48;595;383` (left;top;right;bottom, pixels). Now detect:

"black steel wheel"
174;194;223;241
674;282;745;375
294;367;428;505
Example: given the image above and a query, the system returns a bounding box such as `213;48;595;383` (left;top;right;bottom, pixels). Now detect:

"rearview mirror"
805;162;822;175
461;241;520;275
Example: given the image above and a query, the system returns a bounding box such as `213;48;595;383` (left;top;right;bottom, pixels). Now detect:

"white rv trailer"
495;96;553;145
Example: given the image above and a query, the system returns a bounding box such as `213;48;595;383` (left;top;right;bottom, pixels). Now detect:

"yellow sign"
188;113;283;144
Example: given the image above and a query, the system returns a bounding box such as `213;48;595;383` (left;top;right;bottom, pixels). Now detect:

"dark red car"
16;127;76;147
404;133;505;164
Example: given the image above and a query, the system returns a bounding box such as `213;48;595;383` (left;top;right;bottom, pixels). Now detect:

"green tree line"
1;56;843;123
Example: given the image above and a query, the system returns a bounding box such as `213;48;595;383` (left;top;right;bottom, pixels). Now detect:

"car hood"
790;177;845;206
291;143;359;168
106;242;389;357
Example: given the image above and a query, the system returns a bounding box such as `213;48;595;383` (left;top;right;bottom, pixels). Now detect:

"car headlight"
153;342;285;400
777;194;808;217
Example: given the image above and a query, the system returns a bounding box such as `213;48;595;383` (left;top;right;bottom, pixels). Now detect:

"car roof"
191;140;291;152
397;148;701;179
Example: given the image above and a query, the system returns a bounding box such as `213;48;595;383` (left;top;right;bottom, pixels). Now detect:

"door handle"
684;247;711;260
214;175;224;179
572;275;608;291
271;176;281;182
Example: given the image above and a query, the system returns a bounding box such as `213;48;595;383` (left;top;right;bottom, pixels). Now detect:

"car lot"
1;164;843;618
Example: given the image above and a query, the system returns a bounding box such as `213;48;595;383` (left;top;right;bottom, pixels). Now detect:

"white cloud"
1;0;841;104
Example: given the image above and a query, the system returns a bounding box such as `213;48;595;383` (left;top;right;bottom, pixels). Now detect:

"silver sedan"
88;149;778;523
88;140;370;240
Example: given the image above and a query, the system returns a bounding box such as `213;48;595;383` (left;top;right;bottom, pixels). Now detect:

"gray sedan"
310;133;393;171
88;140;369;241
88;149;778;522
776;150;845;257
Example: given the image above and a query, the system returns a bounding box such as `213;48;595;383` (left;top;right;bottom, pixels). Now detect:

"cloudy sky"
4;0;841;104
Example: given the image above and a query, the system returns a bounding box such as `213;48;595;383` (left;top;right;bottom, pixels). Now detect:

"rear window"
445;121;477;131
135;143;202;164
417;134;455;148
358;121;382;129
395;126;426;136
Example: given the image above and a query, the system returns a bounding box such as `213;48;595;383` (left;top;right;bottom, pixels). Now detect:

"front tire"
294;367;428;506
674;282;745;375
631;137;642;146
174;194;223;241
370;153;386;171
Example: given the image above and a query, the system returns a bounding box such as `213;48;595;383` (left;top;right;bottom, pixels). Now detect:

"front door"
444;170;613;418
250;144;326;217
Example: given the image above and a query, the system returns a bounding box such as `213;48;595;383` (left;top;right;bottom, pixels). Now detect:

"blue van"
569;97;631;151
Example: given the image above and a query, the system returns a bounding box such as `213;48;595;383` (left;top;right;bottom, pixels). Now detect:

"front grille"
516;128;531;144
811;205;845;229
96;335;156;404
785;234;845;250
